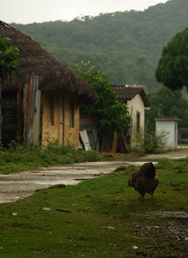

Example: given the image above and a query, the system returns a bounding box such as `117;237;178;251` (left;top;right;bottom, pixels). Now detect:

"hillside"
10;0;188;92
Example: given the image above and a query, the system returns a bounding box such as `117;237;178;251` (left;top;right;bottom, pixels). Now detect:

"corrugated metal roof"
112;85;150;107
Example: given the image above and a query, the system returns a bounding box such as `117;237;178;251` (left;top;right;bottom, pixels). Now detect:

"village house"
112;85;150;149
80;85;150;153
0;21;97;149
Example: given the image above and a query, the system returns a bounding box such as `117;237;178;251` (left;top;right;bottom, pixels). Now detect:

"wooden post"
32;90;41;143
27;75;39;150
112;131;118;153
23;84;32;148
16;83;23;141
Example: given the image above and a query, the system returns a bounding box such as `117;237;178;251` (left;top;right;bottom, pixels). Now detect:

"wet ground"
0;147;188;204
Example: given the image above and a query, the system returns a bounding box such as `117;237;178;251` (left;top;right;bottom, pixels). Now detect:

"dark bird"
128;162;159;204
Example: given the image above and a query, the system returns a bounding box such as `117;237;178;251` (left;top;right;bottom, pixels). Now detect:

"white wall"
155;120;178;149
127;94;145;147
127;94;145;130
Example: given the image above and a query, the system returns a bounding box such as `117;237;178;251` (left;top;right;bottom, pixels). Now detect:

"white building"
112;85;150;148
155;116;182;149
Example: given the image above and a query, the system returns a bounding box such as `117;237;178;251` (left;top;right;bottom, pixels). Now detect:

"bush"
131;127;169;154
143;129;169;153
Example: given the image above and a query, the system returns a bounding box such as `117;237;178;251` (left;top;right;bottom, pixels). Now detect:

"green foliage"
0;162;188;256
145;86;188;130
143;129;169;154
98;100;130;131
12;0;188;93
75;61;130;131
0;35;20;83
131;126;169;154
0;139;105;174
155;26;188;90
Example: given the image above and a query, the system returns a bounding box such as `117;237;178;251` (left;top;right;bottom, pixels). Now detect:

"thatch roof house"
0;21;97;104
0;21;97;149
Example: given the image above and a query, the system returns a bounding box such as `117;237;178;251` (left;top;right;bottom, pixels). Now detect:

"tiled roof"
112;85;150;107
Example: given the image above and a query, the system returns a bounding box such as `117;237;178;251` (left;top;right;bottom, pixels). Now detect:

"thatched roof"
0;21;97;104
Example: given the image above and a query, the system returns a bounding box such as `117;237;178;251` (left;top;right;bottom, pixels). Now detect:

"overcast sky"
1;0;169;24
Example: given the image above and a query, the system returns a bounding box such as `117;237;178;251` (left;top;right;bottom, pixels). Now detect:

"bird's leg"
140;195;144;203
151;193;155;204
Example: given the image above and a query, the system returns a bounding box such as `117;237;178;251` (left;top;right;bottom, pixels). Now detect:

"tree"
0;34;20;141
0;35;20;83
155;27;188;90
75;61;130;132
145;86;188;130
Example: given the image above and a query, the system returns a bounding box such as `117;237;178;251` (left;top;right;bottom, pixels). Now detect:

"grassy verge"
0;139;148;174
0;158;188;257
0;141;112;174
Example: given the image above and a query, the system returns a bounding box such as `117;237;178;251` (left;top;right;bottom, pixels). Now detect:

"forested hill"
11;0;188;92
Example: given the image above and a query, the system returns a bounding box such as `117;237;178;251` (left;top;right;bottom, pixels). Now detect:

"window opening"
137;111;140;132
49;95;54;126
70;101;74;128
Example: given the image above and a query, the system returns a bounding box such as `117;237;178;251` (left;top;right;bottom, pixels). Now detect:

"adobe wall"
41;91;79;149
64;93;79;148
41;91;59;143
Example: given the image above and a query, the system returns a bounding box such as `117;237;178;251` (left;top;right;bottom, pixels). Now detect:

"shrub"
143;129;169;153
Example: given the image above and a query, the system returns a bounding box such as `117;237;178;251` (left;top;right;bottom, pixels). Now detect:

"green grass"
0;140;111;174
0;139;147;175
0;162;188;257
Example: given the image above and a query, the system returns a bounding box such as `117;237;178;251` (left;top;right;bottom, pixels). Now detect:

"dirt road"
0;147;188;204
